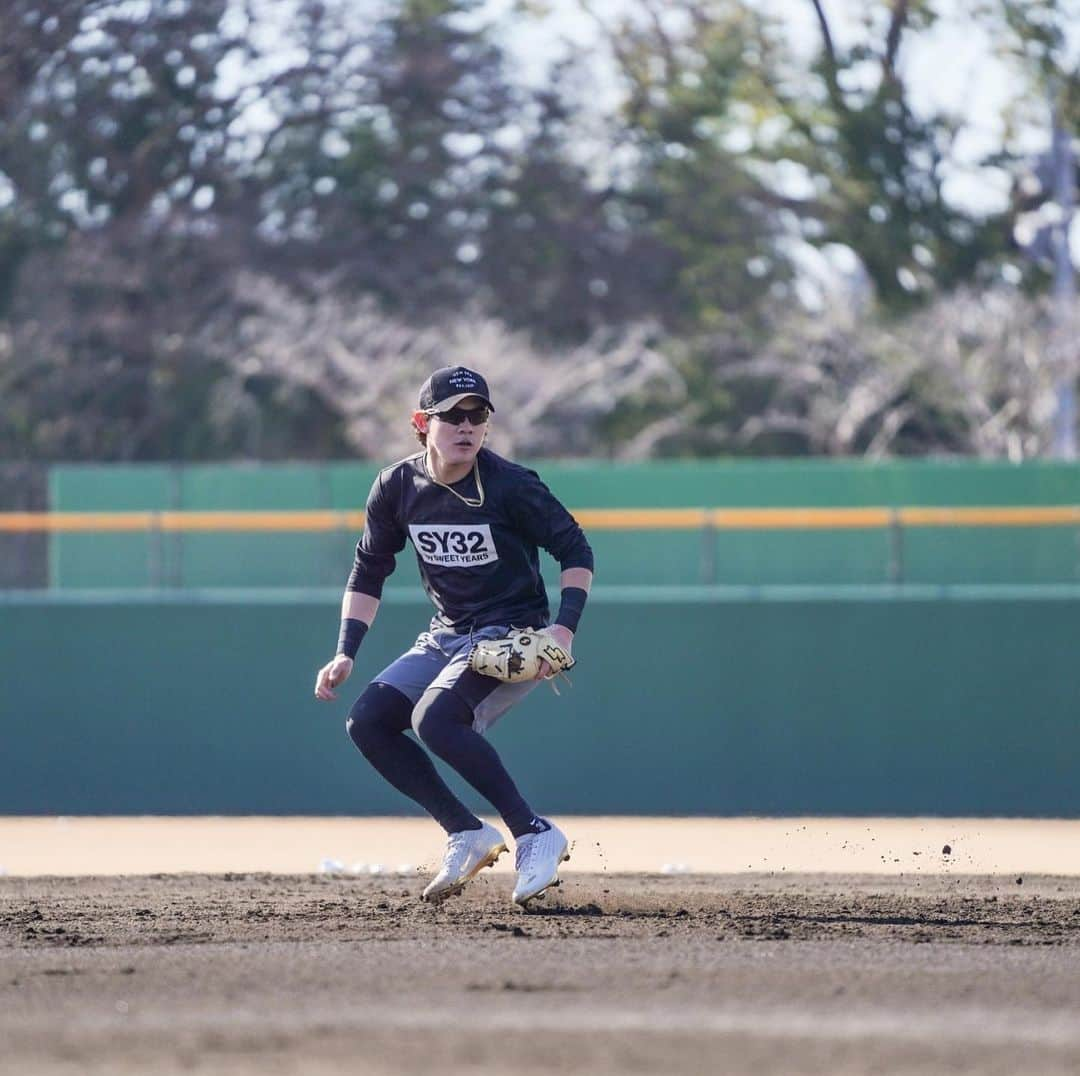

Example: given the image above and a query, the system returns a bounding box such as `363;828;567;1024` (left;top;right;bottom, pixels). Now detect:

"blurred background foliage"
0;0;1077;461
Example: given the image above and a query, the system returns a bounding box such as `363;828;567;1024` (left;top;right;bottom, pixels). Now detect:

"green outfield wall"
2;588;1077;816
46;460;1080;588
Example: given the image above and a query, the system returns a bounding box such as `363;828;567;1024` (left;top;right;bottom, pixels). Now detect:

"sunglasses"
430;404;491;426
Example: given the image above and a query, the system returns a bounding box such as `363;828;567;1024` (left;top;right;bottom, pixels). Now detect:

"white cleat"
421;821;507;903
512;820;570;907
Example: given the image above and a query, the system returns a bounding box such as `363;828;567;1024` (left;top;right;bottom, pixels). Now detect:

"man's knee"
411;686;473;749
346;682;412;753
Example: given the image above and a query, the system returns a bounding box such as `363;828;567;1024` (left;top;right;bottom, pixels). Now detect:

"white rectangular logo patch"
409;524;498;567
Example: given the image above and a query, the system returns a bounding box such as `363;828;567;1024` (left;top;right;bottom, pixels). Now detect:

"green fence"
45;459;1080;588
3;587;1077;816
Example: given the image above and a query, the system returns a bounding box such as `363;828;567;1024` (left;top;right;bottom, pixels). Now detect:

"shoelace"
515;834;538;872
443;832;471;869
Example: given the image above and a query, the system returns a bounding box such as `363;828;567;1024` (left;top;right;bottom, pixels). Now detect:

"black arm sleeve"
346;472;407;597
510;469;594;572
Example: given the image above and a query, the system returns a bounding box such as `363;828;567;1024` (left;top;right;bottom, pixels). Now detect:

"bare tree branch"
207;272;681;460
808;0;845;110
729;286;1071;458
641;0;679;87
883;0;910;82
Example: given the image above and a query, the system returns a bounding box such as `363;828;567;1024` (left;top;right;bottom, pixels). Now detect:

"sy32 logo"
408;524;498;566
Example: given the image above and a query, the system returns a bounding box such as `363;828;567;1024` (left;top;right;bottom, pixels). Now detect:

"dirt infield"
4;870;1080;1075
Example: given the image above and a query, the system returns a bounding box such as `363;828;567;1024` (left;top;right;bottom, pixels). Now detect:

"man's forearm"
554;568;592;633
342;590;381;626
336;591;381;658
559;567;592;594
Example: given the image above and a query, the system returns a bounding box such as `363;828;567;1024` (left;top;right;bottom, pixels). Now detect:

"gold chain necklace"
423;455;485;508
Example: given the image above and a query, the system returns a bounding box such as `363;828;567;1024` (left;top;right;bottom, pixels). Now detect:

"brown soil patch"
4;872;1080;1075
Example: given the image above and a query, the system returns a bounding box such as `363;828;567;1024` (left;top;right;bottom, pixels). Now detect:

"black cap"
418;366;495;413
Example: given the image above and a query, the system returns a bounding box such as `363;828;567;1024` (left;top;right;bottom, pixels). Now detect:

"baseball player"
314;366;594;906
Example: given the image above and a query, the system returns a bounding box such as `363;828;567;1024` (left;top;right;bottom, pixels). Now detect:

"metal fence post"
168;464;184;589
701;513;717;585
148;512;163;589
888;508;904;584
335;511;351;589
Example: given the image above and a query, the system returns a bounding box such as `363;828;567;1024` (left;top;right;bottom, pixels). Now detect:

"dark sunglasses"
430;404;491;426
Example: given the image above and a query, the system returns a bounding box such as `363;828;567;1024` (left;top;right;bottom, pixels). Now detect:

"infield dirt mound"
3;871;1080;948
3;873;1080;1075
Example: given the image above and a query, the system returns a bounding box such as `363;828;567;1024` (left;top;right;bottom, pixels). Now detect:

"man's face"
424;396;490;465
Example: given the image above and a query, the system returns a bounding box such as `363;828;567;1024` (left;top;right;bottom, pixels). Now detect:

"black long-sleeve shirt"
347;448;593;631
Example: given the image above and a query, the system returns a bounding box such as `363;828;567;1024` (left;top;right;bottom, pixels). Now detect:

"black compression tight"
347;683;479;835
411;686;537;838
346;682;537;837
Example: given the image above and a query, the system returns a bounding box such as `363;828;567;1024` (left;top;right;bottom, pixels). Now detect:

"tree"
479;68;683;341
0;0;250;285
0;0;340;460
584;0;794;330
757;0;1015;310
253;0;519;310
207;271;679;460
714;285;1068;457
988;0;1080;455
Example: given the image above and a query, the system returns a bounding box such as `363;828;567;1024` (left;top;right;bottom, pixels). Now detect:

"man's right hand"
314;655;354;701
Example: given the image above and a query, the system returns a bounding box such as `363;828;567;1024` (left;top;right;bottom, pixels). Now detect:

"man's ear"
412;410;429;434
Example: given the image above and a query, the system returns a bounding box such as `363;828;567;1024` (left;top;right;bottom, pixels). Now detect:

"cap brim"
426;393;495;413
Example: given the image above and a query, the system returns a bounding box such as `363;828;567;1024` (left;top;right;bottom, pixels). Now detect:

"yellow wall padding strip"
156;511;368;532
711;508;895;530
572;509;711;529
898;506;1080;527
1;506;1080;533
0;512;157;532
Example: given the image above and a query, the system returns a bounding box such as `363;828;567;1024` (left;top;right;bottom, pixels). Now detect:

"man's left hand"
537;624;574;680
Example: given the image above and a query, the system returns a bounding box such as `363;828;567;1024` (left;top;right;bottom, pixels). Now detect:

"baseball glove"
467;627;576;683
